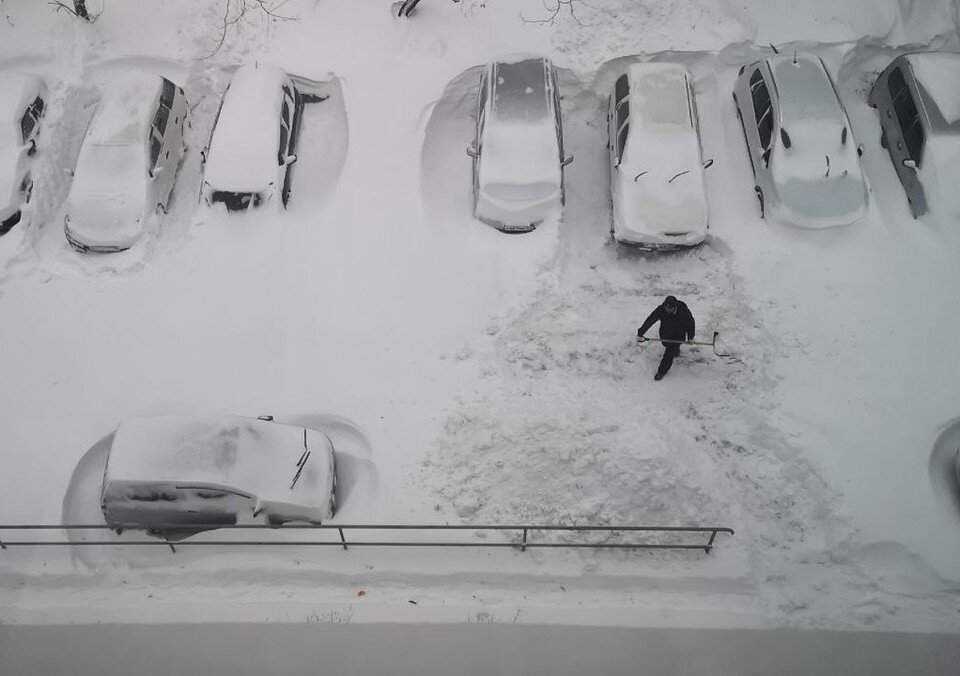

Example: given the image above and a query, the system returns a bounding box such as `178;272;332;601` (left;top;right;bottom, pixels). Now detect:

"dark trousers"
657;343;680;377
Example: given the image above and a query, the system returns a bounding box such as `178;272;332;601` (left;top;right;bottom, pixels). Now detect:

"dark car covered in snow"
869;51;960;218
0;72;46;235
202;63;305;211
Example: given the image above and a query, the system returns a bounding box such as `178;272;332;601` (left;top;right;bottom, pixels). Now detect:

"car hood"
615;128;707;237
770;121;867;226
66;144;147;248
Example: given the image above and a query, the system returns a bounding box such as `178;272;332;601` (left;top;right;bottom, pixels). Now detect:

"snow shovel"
637;331;738;359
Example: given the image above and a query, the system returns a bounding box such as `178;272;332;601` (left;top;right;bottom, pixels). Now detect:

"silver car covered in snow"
869;51;960;219
733;54;867;227
0;73;46;236
608;62;709;248
65;70;188;252
467;57;573;232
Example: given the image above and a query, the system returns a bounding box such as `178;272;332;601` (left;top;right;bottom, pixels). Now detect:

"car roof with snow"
615;62;706;238
204;63;291;193
903;52;960;133
103;415;335;513
479;57;561;189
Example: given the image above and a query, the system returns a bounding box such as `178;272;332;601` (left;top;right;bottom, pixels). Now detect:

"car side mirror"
62;167;74;177
561;154;574;167
857;144;864;157
283;154;298;166
24;139;37;156
151;166;164;178
779;128;791;149
761;148;771;167
902;158;917;170
703;158;714;170
466;146;479;159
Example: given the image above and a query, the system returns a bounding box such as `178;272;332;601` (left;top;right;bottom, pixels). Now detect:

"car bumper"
475;192;561;232
65;217;134;253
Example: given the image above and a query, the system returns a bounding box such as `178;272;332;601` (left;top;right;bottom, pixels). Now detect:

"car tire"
880;128;888;149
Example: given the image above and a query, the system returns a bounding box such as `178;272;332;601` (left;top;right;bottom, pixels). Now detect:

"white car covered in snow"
0;73;46;236
100;415;337;531
202;64;303;211
65;71;188;252
467;57;573;232
608;63;710;247
733;54;867;227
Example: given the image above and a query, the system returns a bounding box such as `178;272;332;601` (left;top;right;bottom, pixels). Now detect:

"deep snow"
0;0;959;636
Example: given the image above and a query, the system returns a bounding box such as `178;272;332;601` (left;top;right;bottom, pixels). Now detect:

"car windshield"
773;59;845;125
491;59;549;122
71;142;144;201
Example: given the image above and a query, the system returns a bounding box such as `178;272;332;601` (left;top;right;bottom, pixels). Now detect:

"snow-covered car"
869;52;960;218
467;57;573;232
608;63;710;248
100;415;338;531
202;64;303;211
733;54;867;227
64;71;188;252
0;73;46;236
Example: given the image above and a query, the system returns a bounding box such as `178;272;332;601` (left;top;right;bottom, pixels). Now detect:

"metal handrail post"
338;527;348;551
704;529;718;554
520;528;528;552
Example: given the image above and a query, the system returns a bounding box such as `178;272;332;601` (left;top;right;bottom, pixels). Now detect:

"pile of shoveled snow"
547;0;960;71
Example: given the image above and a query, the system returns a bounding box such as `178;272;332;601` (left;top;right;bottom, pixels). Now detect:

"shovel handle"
638;331;719;347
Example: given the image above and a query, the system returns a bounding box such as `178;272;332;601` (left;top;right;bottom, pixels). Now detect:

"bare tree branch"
520;0;586;26
203;0;297;59
48;0;100;23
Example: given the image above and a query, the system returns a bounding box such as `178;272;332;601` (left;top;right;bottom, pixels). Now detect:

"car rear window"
492;60;549;121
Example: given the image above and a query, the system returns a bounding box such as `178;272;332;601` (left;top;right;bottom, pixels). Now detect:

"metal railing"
0;523;734;554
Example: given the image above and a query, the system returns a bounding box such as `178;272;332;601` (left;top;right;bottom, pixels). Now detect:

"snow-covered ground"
1;0;960;637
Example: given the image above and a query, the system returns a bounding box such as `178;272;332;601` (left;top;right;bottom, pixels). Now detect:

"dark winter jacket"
637;300;695;342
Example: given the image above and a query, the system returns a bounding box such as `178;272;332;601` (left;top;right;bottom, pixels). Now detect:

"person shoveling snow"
637;295;696;381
